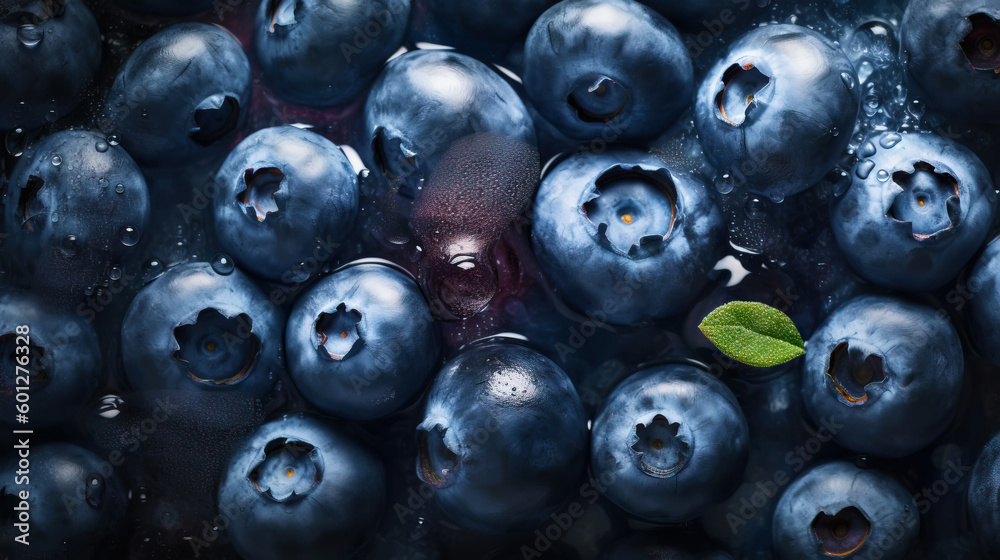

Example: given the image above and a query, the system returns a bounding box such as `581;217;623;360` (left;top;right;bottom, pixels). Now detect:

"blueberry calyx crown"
416;425;459;488
266;0;297;33
247;438;323;503
715;62;770;126
886;162;960;241
315;303;363;361
585;164;677;259
567;75;629;124
190;94;241;147
961;13;1000;73
238;167;284;222
17;175;45;233
629;414;691;479
826;341;887;406
812;506;871;556
172;308;261;386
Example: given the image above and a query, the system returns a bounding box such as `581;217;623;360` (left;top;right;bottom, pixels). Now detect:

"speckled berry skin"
969;431;1000;559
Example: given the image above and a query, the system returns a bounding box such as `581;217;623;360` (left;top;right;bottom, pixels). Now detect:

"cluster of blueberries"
4;0;1000;558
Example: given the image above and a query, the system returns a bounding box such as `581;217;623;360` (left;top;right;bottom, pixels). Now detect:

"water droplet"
97;394;124;419
142;258;165;283
84;285;94;296
826;168;852;197
17;24;43;48
50;212;58;223
114;183;125;194
211;253;235;275
840;72;856;90
98;178;109;188
286;265;310;283
860;141;877;158
714;173;735;194
58;234;79;256
831;127;840;137
108;135;120;146
767;191;784;203
745;197;769;220
51;155;62;166
863;94;879;117
856;159;876;179
95;140;109;153
119;226;139;246
5;127;27;156
45;110;57;123
109;266;122;280
857;60;875;84
907;99;926;119
879;133;902;149
876;169;890;182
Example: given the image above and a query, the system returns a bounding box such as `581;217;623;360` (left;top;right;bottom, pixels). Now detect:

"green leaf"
698;301;805;368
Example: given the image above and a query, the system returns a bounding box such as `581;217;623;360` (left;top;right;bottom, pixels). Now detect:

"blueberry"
218;414;385;560
102;22;252;167
255;0;409;107
694;24;860;198
413;0;553;59
286;261;438;420
531;148;725;326
801;295;963;458
969;431;1000;558
638;0;761;31
901;0;1000;123
363;49;535;198
120;261;283;397
411;132;540;319
966;238;1000;366
772;461;918;560
590;363;749;522
212;126;359;282
831;132;996;292
522;0;693;142
2;129;150;306
114;0;213;15
416;337;588;534
0;289;101;428
600;532;734;559
0;0;101;131
0;442;127;559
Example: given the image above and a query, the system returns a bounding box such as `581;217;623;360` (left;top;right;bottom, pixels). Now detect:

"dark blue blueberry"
801;295;963;458
0;0;101;131
591;364;748;523
121;261;283;397
217;414;385;560
695;24;860;199
212;126;359;282
901;0;1000;123
531;148;725;326
114;0;213;15
286;261;438;420
2;129;150;305
0;289;101;428
255;0;409;107
969;431;1000;558
772;461;918;560
101;23;252;167
412;0;553;59
967;238;1000;366
831;132;996;292
601;532;734;560
0;442;127;559
522;0;692;142
416;337;587;534
638;0;763;31
363;49;535;198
